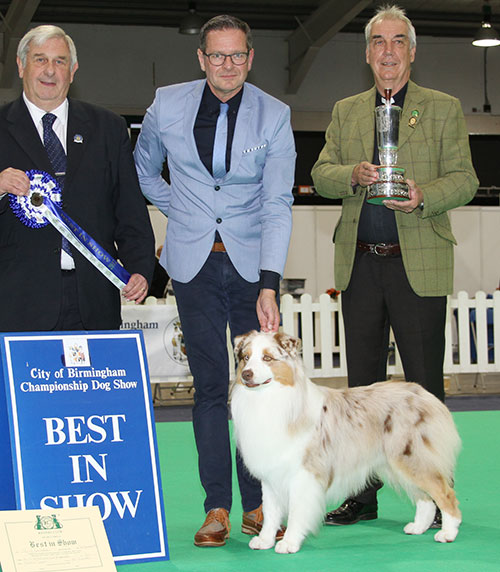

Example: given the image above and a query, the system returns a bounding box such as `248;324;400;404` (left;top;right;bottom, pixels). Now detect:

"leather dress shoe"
241;504;286;540
324;499;378;525
430;507;442;529
194;508;230;547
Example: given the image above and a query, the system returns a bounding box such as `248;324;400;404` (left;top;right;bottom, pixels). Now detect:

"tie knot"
219;103;229;116
42;113;57;129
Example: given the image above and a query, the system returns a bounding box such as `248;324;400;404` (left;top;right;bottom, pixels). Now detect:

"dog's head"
234;330;301;389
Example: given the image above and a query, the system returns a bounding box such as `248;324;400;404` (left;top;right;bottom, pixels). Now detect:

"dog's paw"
404;522;428;535
249;536;275;550
434;529;458;543
275;538;301;554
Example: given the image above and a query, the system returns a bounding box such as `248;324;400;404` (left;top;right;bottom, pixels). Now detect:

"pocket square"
243;143;268;154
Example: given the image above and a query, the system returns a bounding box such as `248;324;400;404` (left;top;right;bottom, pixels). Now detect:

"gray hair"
17;25;78;68
365;4;417;50
199;15;253;52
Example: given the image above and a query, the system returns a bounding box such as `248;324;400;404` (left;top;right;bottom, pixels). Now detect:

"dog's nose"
242;369;253;382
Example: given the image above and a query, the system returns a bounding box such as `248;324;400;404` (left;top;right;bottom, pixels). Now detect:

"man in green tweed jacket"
311;5;478;526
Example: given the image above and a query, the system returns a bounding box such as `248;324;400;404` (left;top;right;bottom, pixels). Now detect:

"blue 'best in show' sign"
0;331;169;565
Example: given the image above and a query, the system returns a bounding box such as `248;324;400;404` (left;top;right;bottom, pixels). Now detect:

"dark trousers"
53;270;85;331
172;252;262;513
342;250;447;400
342;250;447;504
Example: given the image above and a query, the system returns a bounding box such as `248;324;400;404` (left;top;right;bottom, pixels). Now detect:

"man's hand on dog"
257;288;280;332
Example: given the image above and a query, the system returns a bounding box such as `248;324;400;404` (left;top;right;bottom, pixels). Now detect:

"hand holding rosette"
9;170;131;289
9;170;61;227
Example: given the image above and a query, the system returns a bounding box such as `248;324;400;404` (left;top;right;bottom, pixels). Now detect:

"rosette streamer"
9;170;131;289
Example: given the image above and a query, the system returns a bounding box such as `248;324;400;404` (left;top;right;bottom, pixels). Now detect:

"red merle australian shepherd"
231;330;461;554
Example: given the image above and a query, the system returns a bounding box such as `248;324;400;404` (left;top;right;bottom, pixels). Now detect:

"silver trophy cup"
366;98;409;205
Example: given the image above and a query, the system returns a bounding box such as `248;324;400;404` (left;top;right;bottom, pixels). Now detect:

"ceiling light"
179;2;205;35
472;2;500;47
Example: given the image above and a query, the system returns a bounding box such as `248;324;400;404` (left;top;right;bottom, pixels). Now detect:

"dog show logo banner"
0;331;168;565
120;304;191;381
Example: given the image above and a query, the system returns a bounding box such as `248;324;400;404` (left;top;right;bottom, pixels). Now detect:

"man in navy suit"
0;25;154;332
134;15;296;547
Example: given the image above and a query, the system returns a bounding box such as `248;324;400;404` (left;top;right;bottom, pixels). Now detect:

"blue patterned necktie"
212;103;229;179
42;112;72;258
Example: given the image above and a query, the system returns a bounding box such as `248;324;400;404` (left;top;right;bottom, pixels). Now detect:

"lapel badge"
408;110;419;128
73;133;84;144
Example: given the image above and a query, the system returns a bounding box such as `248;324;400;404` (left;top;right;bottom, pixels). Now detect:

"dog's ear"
234;330;257;358
274;332;301;358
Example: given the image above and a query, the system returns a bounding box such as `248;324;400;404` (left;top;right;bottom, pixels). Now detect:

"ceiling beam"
286;0;371;94
0;0;40;88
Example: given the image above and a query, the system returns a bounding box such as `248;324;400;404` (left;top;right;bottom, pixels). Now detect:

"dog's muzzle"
241;368;271;388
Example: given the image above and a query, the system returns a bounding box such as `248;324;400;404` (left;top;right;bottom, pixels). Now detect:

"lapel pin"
408;110;419;128
73;134;84;143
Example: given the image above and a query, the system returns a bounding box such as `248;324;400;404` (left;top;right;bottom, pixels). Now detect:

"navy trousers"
172;252;262;513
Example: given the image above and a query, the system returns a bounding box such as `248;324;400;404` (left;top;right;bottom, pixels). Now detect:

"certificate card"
0;507;116;572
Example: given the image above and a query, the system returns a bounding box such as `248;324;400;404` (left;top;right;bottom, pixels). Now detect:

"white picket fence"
280;291;500;383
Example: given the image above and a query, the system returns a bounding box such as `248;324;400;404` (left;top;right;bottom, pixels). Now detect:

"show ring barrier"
122;291;500;393
281;290;500;389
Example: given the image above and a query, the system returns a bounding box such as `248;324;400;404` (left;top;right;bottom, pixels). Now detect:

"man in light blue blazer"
134;15;296;547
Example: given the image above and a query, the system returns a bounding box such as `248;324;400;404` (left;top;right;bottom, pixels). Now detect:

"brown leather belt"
211;241;226;253
357;240;401;256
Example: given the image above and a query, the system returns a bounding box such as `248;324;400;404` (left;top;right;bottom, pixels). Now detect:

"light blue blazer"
134;80;296;283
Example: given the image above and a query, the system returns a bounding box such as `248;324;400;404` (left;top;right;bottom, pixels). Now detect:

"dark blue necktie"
42;113;66;182
42;113;72;259
212;103;229;179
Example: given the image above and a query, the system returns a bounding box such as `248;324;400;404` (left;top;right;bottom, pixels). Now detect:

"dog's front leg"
249;483;282;550
275;470;324;554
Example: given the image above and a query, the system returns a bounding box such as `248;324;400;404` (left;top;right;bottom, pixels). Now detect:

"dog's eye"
263;355;273;362
243;355;250;362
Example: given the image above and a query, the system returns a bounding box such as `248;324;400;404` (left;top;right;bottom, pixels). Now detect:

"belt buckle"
372;243;387;256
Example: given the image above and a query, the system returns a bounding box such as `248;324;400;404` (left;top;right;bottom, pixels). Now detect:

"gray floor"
153;372;500;422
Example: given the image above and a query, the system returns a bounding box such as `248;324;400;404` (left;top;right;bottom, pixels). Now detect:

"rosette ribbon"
9;170;131;289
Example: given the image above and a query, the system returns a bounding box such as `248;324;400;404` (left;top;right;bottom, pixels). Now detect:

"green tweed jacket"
311;80;479;297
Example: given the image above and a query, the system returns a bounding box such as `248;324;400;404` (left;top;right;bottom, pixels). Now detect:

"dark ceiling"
5;0;500;39
1;0;498;95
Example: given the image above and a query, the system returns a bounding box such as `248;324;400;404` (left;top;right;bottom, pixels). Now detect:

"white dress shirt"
22;94;74;269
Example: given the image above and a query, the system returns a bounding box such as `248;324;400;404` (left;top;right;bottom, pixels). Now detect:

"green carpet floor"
121;411;500;572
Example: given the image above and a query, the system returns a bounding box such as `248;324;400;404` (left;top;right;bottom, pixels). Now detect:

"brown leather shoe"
242;504;286;540
194;508;231;547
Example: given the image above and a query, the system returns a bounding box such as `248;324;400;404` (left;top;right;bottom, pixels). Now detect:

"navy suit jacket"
0;96;155;331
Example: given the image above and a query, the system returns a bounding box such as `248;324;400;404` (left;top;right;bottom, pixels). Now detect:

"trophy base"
366;166;409;205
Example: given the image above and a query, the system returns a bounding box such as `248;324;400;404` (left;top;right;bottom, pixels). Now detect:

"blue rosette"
9;169;131;289
9;169;62;228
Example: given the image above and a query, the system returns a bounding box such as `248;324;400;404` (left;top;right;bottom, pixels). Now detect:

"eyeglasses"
203;51;249;66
